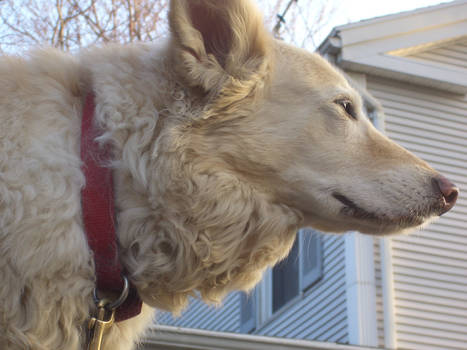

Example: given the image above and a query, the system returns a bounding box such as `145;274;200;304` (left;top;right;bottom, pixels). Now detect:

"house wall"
156;292;241;333
366;64;467;350
404;37;467;71
156;234;349;344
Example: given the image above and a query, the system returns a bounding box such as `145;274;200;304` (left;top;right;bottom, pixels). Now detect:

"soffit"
321;1;467;94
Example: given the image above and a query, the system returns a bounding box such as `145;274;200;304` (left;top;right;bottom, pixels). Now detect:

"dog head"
242;43;459;235
123;0;458;310
168;0;458;235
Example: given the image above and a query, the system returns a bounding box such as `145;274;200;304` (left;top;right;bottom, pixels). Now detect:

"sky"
265;0;454;50
0;0;456;54
333;0;452;24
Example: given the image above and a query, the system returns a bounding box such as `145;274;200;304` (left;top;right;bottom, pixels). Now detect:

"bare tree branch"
0;0;337;53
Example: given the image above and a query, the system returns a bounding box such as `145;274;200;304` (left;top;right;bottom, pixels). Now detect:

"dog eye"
335;99;357;120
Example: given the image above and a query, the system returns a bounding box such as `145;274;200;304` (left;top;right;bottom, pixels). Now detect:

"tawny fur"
0;0;453;349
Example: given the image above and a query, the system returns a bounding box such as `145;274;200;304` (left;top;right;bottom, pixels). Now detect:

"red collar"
80;92;142;322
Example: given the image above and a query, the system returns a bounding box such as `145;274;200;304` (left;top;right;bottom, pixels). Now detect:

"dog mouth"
332;193;380;220
331;192;437;230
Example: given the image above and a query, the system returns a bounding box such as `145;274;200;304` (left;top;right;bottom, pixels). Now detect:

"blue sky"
0;0;453;53
334;0;450;24
261;0;453;50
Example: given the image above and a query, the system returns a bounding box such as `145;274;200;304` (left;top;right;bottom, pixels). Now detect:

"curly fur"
0;0;299;347
0;0;455;349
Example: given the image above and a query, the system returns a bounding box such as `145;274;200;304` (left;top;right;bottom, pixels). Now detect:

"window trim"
240;291;256;333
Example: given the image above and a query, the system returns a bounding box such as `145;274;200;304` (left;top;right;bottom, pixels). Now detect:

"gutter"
143;325;386;350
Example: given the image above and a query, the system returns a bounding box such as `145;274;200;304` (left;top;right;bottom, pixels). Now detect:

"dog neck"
117;169;301;312
83;47;302;313
112;115;302;312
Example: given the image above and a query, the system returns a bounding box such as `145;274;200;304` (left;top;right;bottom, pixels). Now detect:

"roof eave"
339;54;467;95
318;1;467;95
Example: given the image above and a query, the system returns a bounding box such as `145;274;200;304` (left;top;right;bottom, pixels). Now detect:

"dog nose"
433;176;459;215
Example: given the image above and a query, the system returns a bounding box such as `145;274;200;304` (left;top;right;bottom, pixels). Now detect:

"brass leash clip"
87;276;129;350
88;299;115;350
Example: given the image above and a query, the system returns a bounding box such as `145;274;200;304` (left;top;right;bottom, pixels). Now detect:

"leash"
80;92;142;349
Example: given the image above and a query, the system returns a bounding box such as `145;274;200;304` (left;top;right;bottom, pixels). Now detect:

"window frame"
240;229;323;332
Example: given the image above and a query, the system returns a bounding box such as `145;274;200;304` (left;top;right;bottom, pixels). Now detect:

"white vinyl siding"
366;71;467;350
404;37;467;71
156;292;241;333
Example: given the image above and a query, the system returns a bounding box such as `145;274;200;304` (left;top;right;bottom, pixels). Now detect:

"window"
299;229;323;291
272;237;299;312
240;289;256;333
240;228;323;332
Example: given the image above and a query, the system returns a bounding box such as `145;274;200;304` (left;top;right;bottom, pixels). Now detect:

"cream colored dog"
0;0;458;349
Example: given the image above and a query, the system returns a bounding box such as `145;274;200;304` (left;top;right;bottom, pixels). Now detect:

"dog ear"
169;0;271;91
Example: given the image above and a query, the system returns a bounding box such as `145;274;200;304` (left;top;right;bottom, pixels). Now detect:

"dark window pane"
272;236;299;312
300;229;323;291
